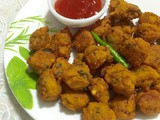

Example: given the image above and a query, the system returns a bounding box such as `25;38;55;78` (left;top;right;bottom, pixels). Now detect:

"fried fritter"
134;12;160;42
62;61;92;91
27;50;56;74
135;65;160;91
103;63;136;97
134;23;160;43
29;27;56;51
84;45;113;70
91;17;111;37
52;57;71;81
52;27;72;59
82;102;116;120
72;29;96;53
60;92;90;111
136;90;160;115
89;77;109;103
108;0;141;21
120;38;150;68
37;69;61;101
144;45;160;69
110;94;136;120
105;25;135;52
138;12;160;26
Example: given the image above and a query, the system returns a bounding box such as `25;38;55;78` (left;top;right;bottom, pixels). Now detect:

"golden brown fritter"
29;27;72;58
104;26;135;52
60;92;90;111
52;27;72;59
37;69;61;101
108;0;141;21
82;102;116;120
88;77;109;103
135;65;160;91
110;94;136;120
84;45;113;70
136;90;160;115
72;29;96;53
29;27;56;51
134;12;160;42
52;57;71;81
91;17;111;37
138;12;160;26
120;38;150;68
134;23;160;43
144;45;160;69
27;50;56;74
63;61;92;91
103;63;136;97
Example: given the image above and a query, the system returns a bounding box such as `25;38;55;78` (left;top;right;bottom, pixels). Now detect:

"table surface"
0;0;33;119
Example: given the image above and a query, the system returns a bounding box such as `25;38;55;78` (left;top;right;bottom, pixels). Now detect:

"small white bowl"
48;0;109;28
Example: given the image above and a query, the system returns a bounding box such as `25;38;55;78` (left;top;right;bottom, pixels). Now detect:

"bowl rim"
48;0;108;23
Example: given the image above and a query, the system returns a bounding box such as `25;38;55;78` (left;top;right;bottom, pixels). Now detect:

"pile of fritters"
27;0;160;120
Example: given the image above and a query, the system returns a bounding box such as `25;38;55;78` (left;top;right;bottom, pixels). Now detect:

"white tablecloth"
0;0;33;119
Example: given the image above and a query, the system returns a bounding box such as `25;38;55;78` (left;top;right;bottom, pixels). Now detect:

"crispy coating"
108;0;141;21
136;90;160;115
110;19;135;27
27;50;56;74
37;69;61;101
138;12;160;26
63;61;92;91
52;57;71;81
105;26;135;52
134;12;160;42
157;66;160;74
144;45;160;69
120;38;150;68
60;92;90;111
110;94;136;120
135;65;160;91
84;45;113;70
91;17;111;36
134;23;160;42
29;27;56;51
52;27;72;59
82;102;116;120
103;63;136;97
72;29;96;53
153;84;160;93
89;77;109;103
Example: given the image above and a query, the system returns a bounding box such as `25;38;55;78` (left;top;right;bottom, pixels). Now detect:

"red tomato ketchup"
54;0;102;19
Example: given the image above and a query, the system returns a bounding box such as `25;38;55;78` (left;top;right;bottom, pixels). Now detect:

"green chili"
91;31;129;68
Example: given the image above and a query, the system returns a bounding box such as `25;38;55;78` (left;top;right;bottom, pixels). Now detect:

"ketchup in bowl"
54;0;102;19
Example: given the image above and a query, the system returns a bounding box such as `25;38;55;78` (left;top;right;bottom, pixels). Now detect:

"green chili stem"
91;31;129;68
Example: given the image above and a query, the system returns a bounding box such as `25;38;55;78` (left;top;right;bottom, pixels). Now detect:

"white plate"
4;0;160;120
